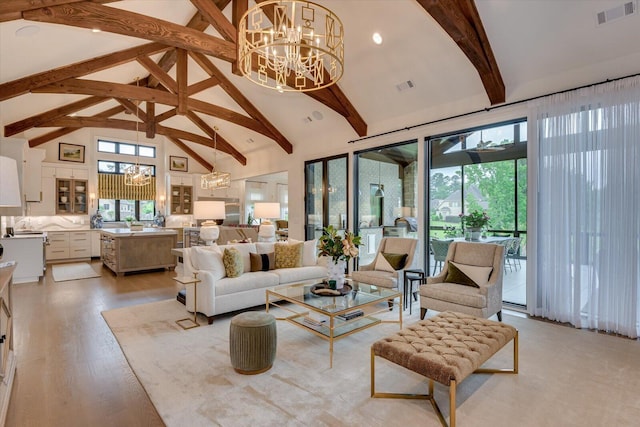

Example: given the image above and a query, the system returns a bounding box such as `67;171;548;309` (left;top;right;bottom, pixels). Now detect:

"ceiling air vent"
597;1;637;26
395;80;415;92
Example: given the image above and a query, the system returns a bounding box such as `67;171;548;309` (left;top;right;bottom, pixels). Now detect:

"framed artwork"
170;156;188;172
59;143;85;163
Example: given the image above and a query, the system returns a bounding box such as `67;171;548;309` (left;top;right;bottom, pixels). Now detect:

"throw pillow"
250;252;275;272
444;261;479;288
450;261;493;286
274;242;304;269
382;252;408;270
192;246;225;280
289;238;318;266
223;247;243;278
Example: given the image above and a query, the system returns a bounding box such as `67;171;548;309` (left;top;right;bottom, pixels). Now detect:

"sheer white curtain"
528;76;640;338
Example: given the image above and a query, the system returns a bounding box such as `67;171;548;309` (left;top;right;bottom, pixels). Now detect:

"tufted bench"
371;311;518;427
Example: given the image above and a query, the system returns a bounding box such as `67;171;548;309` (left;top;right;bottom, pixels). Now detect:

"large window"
97;161;156;222
428;120;527;305
98;139;156;158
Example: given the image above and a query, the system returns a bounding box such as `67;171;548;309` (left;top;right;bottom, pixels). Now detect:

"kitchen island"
100;228;178;276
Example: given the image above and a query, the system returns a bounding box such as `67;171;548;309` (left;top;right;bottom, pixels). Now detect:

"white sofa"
181;240;327;324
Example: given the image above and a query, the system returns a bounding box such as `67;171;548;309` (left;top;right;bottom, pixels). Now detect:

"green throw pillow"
223;247;243;278
382;252;408;270
250;252;275;272
444;261;480;288
274;242;303;269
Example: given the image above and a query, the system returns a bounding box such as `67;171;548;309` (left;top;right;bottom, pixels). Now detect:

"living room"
1;1;640;426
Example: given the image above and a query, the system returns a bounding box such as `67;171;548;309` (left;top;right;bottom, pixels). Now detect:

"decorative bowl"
60;187;68;191
76;186;85;192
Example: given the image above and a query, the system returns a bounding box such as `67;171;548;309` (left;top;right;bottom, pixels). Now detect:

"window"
98;139;156;158
98;199;155;222
98;160;155;176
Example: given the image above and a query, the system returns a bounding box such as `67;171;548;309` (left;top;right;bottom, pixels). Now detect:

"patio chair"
420;241;505;321
505;237;521;272
430;238;453;275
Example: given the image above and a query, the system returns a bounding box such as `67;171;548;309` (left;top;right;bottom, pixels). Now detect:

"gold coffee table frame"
266;280;402;368
173;272;201;329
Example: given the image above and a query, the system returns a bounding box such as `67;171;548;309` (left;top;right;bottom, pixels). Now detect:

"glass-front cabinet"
170;185;192;215
56;178;88;215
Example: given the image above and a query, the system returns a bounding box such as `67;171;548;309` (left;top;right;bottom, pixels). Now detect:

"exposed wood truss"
1;0;370;169
416;0;505;105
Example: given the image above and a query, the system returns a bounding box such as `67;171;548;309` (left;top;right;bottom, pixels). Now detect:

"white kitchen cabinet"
28;166;56;216
56;167;88;180
23;148;45;202
0;236;45;283
46;231;92;262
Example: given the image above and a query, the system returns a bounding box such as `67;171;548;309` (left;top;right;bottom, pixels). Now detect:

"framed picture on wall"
170;156;188;172
58;143;85;163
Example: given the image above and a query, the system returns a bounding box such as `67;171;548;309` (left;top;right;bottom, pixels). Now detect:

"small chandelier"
238;0;344;92
125;78;152;186
201;126;231;190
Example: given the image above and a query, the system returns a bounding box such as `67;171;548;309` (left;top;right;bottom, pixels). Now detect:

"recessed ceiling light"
372;32;383;45
92;28;102;33
15;25;40;37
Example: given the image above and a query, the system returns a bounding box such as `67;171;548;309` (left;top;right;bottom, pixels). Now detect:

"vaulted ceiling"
2;1;640;171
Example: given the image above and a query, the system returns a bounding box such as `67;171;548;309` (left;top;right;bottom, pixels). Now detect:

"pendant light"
374;161;384;198
124;77;152;186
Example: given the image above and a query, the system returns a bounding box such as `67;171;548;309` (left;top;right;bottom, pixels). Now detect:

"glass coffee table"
266;280;402;368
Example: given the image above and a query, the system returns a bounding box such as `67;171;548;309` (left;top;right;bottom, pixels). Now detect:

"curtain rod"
347;71;640;144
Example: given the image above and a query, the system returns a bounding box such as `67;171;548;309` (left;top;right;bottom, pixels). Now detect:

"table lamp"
0;156;22;259
254;202;280;243
193;201;226;245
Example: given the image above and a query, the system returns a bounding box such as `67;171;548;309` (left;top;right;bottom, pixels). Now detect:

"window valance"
98;173;156;200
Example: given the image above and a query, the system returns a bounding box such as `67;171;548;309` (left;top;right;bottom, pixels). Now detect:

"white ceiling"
2;0;640;165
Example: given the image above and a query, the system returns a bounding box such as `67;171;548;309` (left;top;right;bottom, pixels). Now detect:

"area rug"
52;262;101;282
102;300;640;427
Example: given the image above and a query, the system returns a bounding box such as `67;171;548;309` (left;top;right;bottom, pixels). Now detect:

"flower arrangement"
317;225;362;262
459;210;490;229
443;225;459;238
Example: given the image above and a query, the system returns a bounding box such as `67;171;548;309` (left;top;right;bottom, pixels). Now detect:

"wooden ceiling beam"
28;105;125;147
137;56;178;93
185;111;246;166
22;2;237;62
0;42;168;102
157;125;247;165
166;136;213;172
176;49;188;115
190;0;237;43
0;0;120;23
146;102;156;139
416;0;505;104
189;51;293;154
188;77;220;96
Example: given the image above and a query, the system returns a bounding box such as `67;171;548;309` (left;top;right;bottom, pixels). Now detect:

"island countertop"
99;228;178;237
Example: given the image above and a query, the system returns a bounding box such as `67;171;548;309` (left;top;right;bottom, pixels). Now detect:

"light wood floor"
6;260;181;427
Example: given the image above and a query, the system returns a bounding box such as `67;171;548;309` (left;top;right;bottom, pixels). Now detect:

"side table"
403;269;425;315
173;273;201;329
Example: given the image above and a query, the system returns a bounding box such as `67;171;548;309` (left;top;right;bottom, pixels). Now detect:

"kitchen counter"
100;228;178;236
0;235;45;283
100;229;177;276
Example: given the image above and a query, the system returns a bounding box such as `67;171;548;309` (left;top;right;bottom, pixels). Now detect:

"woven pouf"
229;312;277;375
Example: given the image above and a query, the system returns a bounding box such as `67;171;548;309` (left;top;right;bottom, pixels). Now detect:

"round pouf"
229;312;277;375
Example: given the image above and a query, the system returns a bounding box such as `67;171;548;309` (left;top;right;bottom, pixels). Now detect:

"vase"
327;259;347;289
466;227;482;241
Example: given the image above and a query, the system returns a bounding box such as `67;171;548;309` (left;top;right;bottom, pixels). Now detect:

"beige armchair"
420;241;505;321
351;237;418;292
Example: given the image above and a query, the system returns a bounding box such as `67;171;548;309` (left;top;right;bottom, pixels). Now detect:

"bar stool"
403;269;425;315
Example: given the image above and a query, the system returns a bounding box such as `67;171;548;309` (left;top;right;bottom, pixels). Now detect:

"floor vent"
597;1;636;26
395;80;415;92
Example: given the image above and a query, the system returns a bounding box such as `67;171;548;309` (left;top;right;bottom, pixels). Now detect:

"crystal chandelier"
201;126;231;190
238;0;344;92
125;78;152;186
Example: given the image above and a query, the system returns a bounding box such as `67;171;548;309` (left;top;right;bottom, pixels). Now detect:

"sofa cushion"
255;242;275;254
223;247;243;278
351;270;397;289
215;272;280;296
450;261;493;287
289;238;318;266
250;252;275;272
374;252;408;272
274;242;304;269
219;243;256;273
273;266;328;284
420;282;487;308
192;245;225;280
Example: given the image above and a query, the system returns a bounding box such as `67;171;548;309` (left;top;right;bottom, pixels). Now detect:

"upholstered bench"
371;311;518;427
